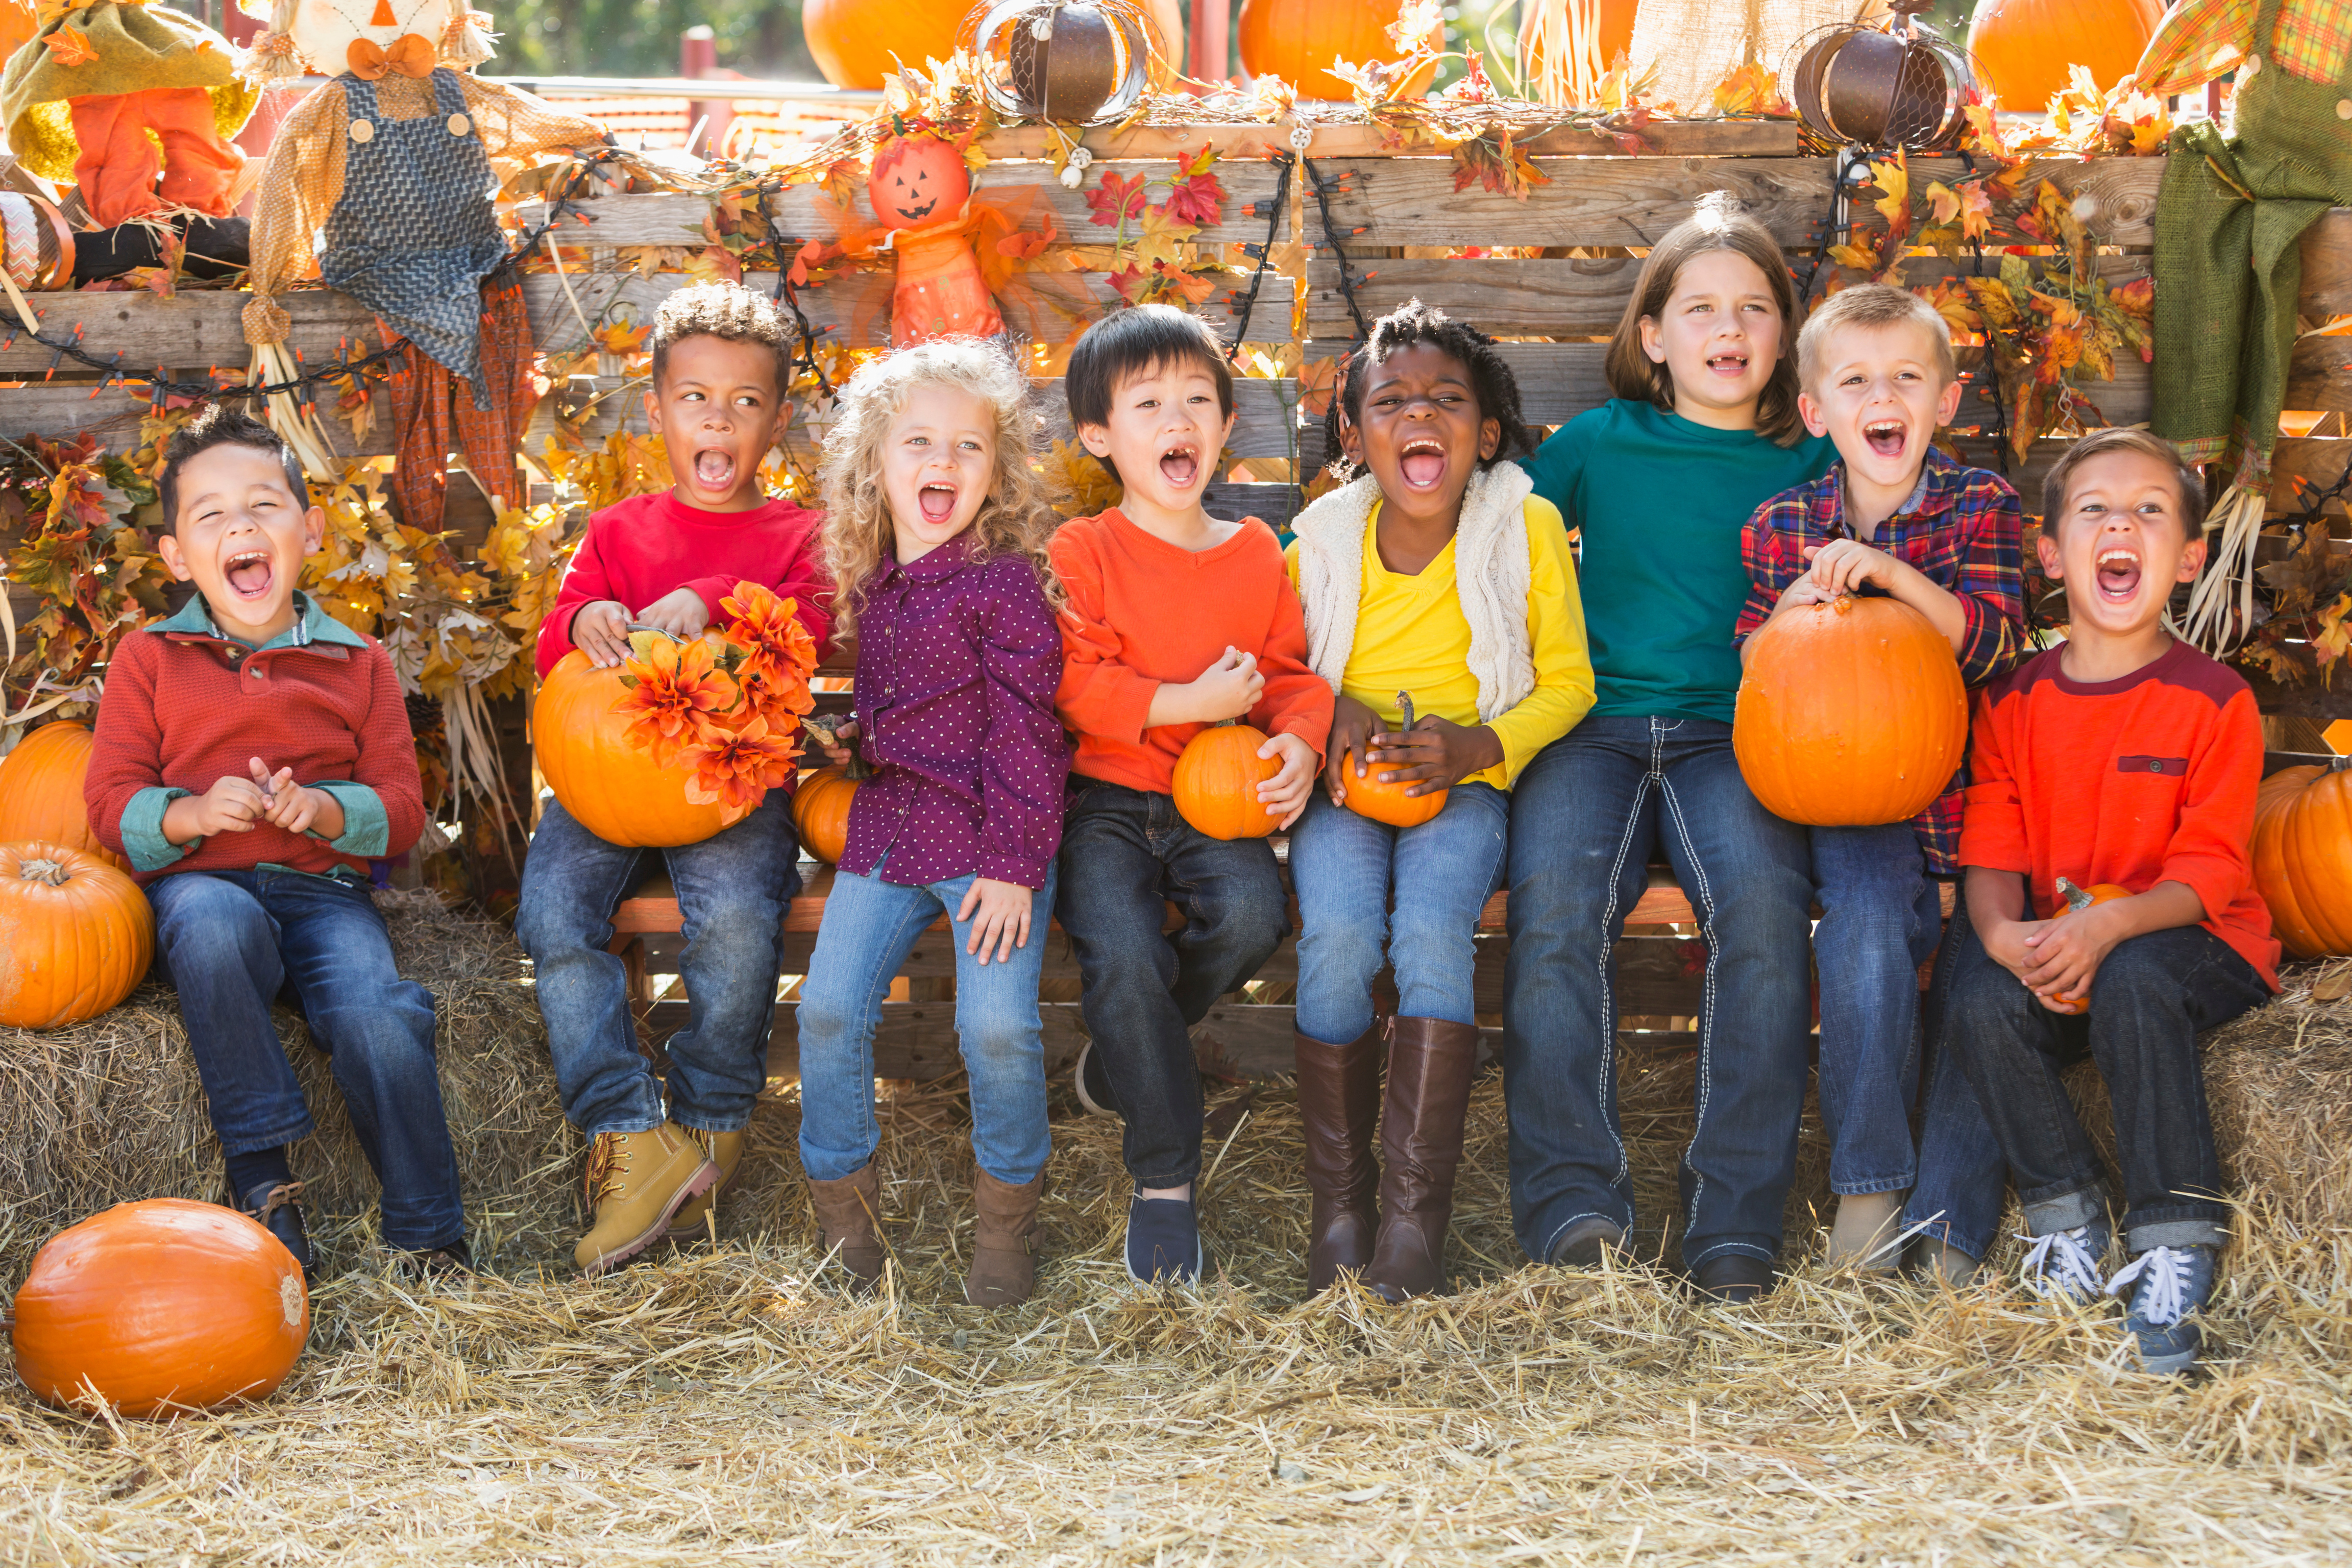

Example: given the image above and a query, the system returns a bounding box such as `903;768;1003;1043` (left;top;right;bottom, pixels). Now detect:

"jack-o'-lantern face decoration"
249;0;470;76
867;134;971;231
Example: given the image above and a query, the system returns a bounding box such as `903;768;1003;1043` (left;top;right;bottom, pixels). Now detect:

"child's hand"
1189;646;1264;723
1366;714;1503;797
249;758;341;839
1255;730;1318;829
957;877;1033;966
1804;539;1899;596
813;718;859;769
1323;692;1383;805
2019;901;2126;1010
1772;574;1835;613
572;600;633;669
178;773;272;838
635;587;712;641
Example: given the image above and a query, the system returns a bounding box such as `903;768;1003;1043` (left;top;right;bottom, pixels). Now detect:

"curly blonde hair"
818;338;1062;642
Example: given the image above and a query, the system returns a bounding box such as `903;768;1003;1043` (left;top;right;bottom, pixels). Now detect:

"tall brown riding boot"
806;1163;886;1291
1362;1017;1480;1303
1293;1025;1383;1293
964;1166;1046;1308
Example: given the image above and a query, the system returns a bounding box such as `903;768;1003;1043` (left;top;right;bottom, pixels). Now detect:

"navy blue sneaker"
239;1180;311;1280
2018;1220;2112;1308
2109;1244;2216;1375
1125;1194;1204;1284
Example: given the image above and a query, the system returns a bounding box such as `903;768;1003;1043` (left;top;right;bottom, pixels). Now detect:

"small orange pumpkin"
867;132;972;231
1733;594;1969;827
12;1198;308;1417
0;720;126;870
2046;876;2133;1014
0;841;151;1030
2251;757;2352;959
1342;691;1447;829
533;647;753;849
792;761;866;865
1173;722;1283;841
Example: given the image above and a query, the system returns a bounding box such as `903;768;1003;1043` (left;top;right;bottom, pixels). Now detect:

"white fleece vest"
1289;463;1537;722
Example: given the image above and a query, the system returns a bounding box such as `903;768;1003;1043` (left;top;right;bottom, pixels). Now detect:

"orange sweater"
1050;509;1333;796
1959;640;2280;990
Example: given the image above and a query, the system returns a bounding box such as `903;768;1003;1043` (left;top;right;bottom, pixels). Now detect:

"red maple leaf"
1086;170;1148;229
1160;171;1224;229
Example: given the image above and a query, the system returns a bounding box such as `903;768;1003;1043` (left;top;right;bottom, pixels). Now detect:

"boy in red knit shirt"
1051;306;1333;1282
84;407;463;1279
518;282;832;1278
1949;428;2278;1374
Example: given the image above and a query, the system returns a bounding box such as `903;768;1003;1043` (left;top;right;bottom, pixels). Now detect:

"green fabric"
310;780;389;857
1521;399;1835;724
118;785;189;873
0;1;255;181
149;590;371;651
2152;0;2352;477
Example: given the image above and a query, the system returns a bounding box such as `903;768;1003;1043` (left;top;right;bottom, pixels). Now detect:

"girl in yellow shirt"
1284;302;1595;1302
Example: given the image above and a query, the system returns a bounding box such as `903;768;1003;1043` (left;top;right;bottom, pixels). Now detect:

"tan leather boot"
1824;1190;1908;1271
575;1126;720;1277
1294;1025;1382;1293
964;1167;1045;1308
807;1163;885;1290
1361;1017;1480;1304
665;1126;747;1239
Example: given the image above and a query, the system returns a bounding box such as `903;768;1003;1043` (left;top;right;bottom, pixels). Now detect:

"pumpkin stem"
1396;690;1417;730
17;857;71;887
2330;755;2352;773
622;621;687;645
2055;875;2092;914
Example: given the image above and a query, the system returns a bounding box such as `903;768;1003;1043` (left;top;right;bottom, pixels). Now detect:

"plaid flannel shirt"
1733;448;2028;873
2135;0;2352;95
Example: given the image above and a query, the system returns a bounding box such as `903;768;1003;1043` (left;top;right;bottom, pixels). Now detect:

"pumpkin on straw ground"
0;721;126;869
0;841;151;1030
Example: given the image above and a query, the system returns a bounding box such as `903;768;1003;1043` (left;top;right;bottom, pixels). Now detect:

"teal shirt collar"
149;590;368;651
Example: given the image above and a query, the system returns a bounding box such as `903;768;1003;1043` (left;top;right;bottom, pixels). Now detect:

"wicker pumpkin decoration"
2046;876;2133;1014
0;842;151;1030
533;649;753;850
1732;594;1968;827
1172;721;1283;841
1966;0;2161;113
802;0;973;88
1341;691;1447;829
12;1198;308;1416
2251;757;2352;959
792;763;865;865
1237;0;1441;101
0;721;126;870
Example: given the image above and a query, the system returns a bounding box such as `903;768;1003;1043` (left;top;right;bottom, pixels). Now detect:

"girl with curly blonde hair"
799;337;1072;1310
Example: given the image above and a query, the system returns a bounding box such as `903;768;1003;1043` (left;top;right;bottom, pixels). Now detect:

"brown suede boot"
806;1163;885;1290
1361;1017;1480;1304
964;1167;1045;1308
666;1126;747;1239
575;1126;720;1277
1294;1025;1383;1293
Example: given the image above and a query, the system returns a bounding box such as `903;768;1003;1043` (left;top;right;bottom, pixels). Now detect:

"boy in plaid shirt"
1733;284;2026;1273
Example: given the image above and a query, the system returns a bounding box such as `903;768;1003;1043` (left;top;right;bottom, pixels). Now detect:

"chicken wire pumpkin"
1784;0;1973;152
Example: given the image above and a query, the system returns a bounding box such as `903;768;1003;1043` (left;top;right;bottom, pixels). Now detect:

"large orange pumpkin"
12;1198;308;1417
2047;876;2133;1013
0;841;151;1030
1732;595;1969;827
792;763;864;865
1967;0;2162;113
1237;0;1442;101
533;649;753;849
0;720;125;869
802;0;972;88
1173;722;1283;841
2252;757;2352;959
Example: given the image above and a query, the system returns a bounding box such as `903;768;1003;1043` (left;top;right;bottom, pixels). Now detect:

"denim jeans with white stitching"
1501;715;1815;1270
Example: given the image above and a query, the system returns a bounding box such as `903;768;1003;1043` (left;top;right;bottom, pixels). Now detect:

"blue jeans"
150;869;464;1251
1501;716;1815;1270
1810;824;1943;1195
1055;780;1289;1187
1290;782;1509;1043
797;857;1060;1186
516;794;801;1138
1903;913;2009;1261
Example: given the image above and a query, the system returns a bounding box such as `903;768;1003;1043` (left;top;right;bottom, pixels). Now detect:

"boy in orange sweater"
1949;428;2278;1374
1051;306;1333;1282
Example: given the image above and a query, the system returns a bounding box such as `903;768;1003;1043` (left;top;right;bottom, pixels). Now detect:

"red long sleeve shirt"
1959;639;2280;990
536;491;832;677
1049;509;1333;797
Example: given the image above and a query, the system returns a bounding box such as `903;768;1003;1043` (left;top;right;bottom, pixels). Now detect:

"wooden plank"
1316;156;2165;253
974;117;1803;164
2287;331;2352;415
2303;210;2352;321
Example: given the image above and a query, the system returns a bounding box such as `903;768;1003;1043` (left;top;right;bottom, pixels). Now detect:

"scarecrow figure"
2138;0;2352;651
0;0;257;227
238;0;610;533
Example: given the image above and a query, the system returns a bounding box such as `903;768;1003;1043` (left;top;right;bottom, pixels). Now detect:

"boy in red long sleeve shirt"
1948;429;2279;1375
84;408;463;1280
1050;306;1333;1283
516;283;832;1277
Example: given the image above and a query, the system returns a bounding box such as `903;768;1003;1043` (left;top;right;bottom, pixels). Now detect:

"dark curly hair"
1319;299;1532;481
158;405;308;536
649;280;792;399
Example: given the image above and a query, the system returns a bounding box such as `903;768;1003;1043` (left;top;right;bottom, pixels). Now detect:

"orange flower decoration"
681;714;800;811
614;635;736;768
720;580;820;736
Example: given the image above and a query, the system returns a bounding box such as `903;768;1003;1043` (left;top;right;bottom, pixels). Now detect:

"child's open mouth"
1863;419;1907;459
1158;444;1199;489
918;481;958;524
224;548;274;600
694;448;736;489
2095;547;2143;602
1398;436;1447;490
1706;351;1750;379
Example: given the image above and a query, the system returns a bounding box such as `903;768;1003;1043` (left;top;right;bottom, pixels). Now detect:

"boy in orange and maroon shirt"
1051;306;1333;1283
1946;429;2279;1375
